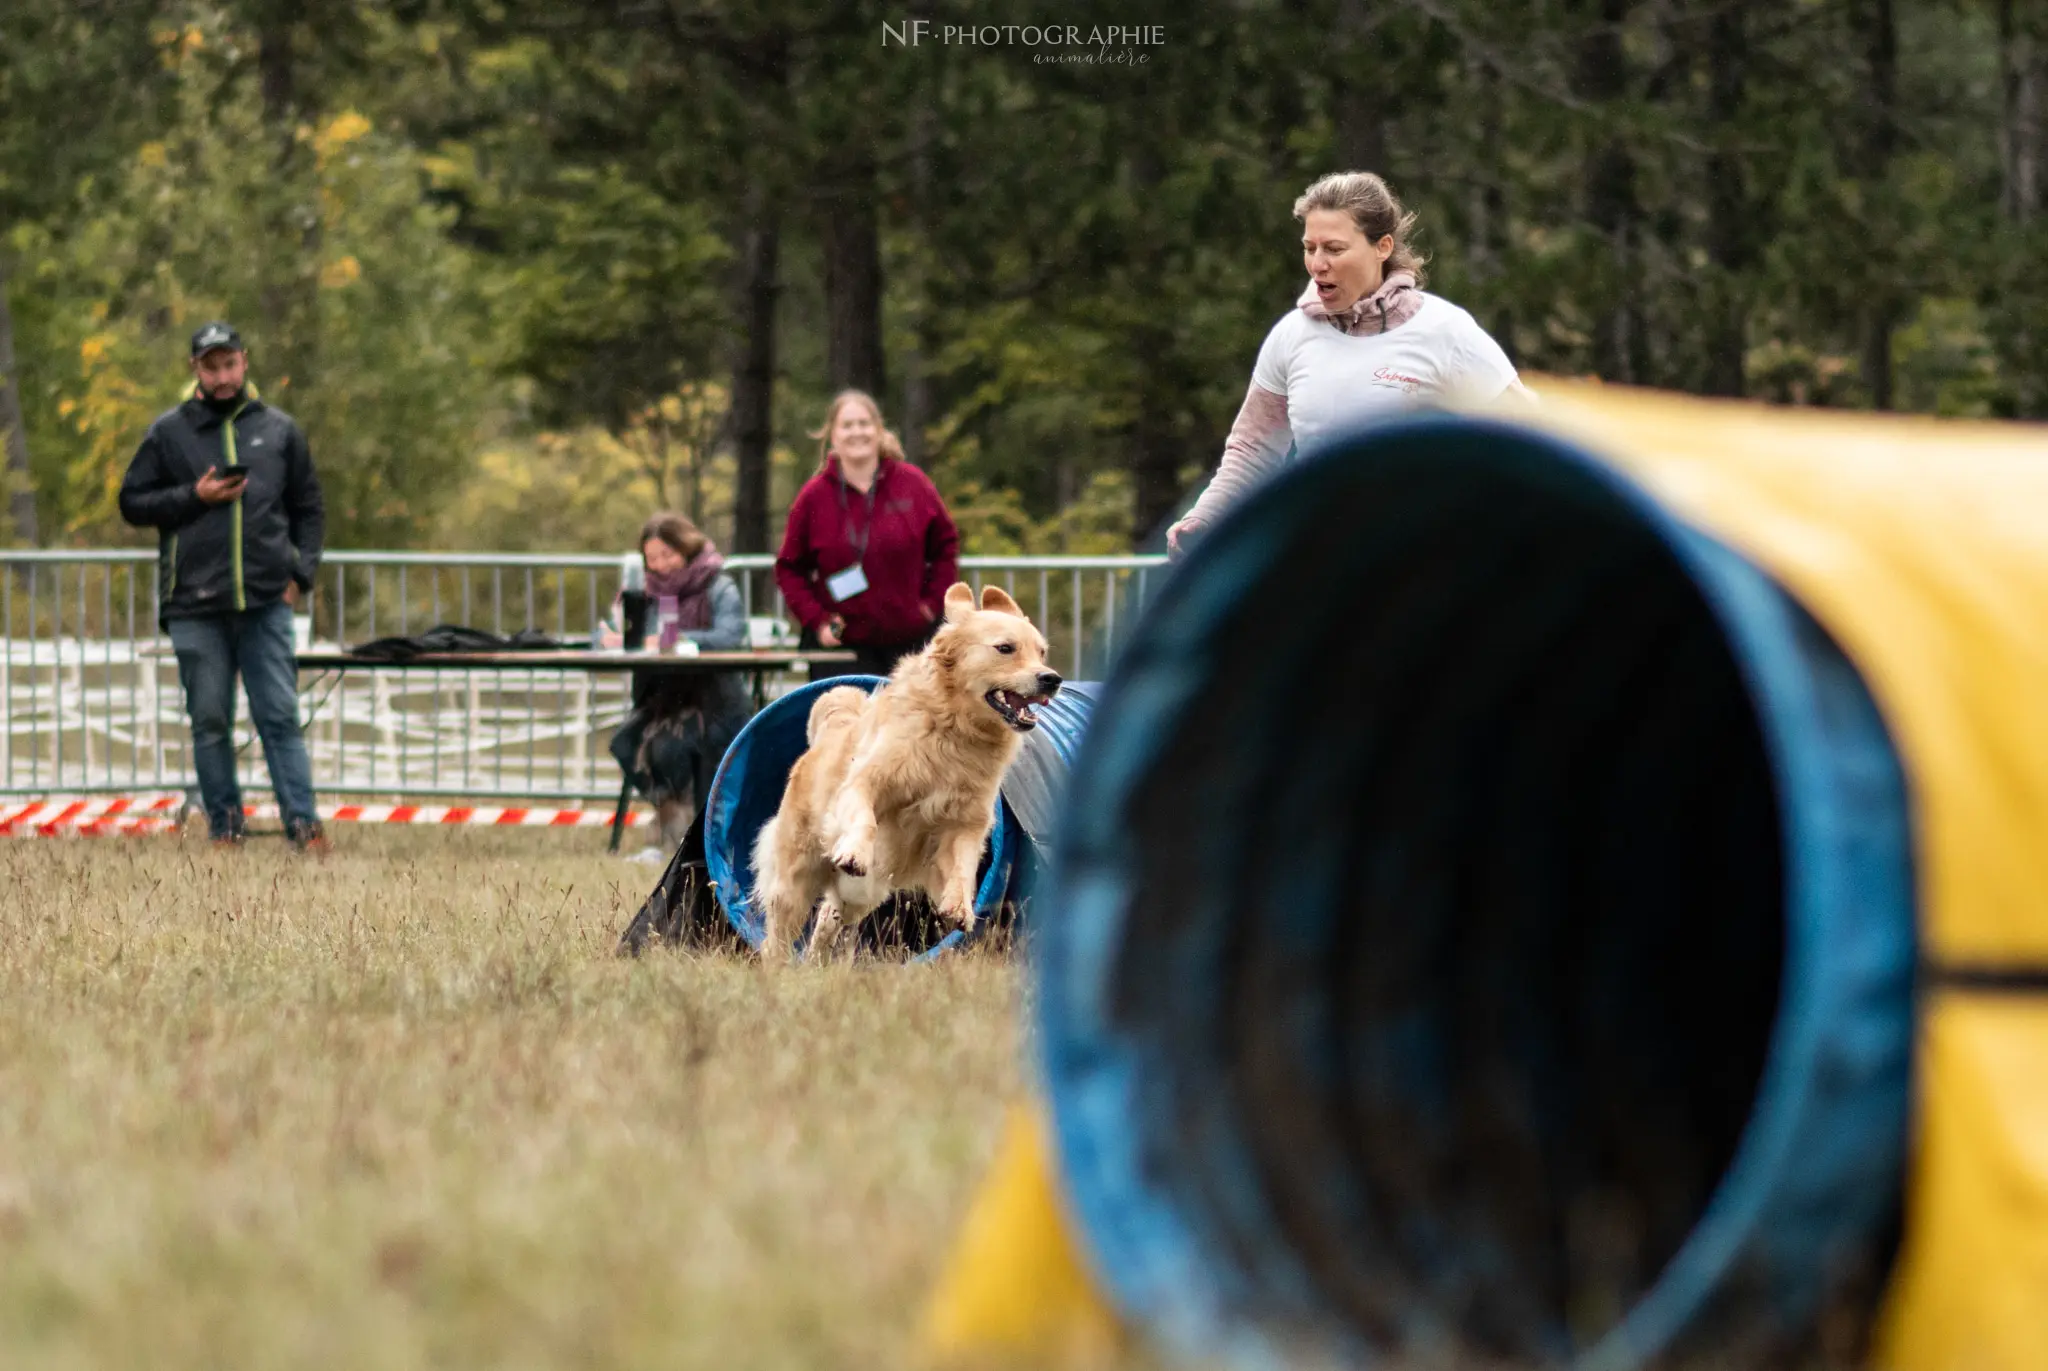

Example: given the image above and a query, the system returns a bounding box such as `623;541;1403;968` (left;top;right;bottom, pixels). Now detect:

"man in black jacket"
119;323;327;849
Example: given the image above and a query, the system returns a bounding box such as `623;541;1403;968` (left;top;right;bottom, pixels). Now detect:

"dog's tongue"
993;688;1039;727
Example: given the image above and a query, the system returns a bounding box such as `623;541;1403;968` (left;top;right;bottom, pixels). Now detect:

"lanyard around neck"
835;465;880;560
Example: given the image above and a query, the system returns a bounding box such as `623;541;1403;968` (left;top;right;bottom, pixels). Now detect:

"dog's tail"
751;812;779;880
805;685;870;746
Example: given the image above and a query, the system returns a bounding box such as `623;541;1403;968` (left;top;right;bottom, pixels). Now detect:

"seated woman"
601;512;751;853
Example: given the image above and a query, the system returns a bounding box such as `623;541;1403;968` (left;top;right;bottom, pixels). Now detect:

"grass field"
0;826;1047;1371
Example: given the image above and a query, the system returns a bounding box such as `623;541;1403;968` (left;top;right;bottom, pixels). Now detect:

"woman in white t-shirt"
1168;171;1529;553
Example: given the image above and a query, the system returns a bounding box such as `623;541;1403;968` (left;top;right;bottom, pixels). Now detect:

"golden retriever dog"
751;582;1062;961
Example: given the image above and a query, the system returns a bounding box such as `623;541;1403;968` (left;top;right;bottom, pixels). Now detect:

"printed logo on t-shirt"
1373;366;1425;394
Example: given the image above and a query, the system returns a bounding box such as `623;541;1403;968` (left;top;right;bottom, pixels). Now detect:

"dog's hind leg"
758;882;797;965
761;871;831;965
807;891;847;963
753;816;792;963
756;842;828;967
754;812;821;964
828;893;884;962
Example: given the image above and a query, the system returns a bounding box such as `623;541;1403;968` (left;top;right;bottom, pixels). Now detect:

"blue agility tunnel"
704;674;1018;956
993;682;1103;905
1034;415;1917;1369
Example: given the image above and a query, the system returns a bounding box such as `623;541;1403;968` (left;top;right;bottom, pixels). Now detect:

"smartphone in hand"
196;466;250;504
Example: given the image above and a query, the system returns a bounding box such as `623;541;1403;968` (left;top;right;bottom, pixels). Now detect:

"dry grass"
0;826;1032;1371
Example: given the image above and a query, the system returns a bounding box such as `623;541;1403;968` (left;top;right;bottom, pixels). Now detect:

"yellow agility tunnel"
928;382;2048;1369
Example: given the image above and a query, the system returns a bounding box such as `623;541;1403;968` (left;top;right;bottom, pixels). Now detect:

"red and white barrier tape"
0;794;648;838
0;794;184;837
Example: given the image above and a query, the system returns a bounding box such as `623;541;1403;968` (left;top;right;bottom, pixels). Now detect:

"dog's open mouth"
986;688;1050;732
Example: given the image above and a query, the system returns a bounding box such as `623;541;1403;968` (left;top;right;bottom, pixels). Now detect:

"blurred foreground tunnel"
1029;394;2048;1369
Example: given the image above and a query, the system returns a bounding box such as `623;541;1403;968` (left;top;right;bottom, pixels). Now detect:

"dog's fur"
751;582;1061;960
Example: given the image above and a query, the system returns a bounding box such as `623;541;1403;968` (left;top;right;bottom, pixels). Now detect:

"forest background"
3;0;2045;559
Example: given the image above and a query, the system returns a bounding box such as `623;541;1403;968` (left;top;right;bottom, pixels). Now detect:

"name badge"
825;563;870;602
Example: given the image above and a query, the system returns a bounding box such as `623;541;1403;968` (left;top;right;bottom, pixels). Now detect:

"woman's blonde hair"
639;510;708;563
1294;171;1428;287
810;389;906;474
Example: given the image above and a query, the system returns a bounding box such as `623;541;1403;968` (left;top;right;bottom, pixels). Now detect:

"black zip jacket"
118;387;325;622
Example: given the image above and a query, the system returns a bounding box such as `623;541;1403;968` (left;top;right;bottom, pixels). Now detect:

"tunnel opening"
1039;418;1913;1369
703;675;1013;958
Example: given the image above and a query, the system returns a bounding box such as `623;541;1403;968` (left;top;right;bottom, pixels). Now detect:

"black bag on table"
345;624;563;662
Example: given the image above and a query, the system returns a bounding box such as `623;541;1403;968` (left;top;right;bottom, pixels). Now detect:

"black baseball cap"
189;322;244;357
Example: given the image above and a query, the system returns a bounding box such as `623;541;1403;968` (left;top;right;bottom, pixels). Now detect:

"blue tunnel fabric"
703;675;1014;954
997;682;1103;906
1034;416;1916;1369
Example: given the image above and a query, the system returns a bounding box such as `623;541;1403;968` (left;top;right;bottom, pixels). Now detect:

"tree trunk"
721;26;792;555
1125;142;1184;544
1467;59;1519;365
1858;303;1899;411
1335;0;1390;172
1855;0;1899;408
1579;0;1644;383
1703;1;1752;397
822;150;886;398
256;11;318;401
730;203;780;554
900;99;937;468
649;423;672;511
257;15;297;146
1129;329;1185;546
0;250;38;546
2000;0;2045;222
900;333;931;469
685;413;706;529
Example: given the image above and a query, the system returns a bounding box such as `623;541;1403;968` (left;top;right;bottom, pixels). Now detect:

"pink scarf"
645;546;725;630
1298;270;1423;336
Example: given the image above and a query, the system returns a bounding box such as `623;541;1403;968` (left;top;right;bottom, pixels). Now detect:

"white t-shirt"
1250;292;1519;455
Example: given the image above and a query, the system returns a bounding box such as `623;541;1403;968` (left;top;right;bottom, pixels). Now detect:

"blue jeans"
167;600;317;835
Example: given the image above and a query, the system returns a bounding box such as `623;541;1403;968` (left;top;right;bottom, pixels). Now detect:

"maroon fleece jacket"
774;458;961;646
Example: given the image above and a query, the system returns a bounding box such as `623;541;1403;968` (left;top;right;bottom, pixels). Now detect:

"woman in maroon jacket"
775;390;961;679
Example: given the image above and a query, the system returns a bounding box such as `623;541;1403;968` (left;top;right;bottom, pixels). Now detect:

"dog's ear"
943;581;976;623
979;584;1023;617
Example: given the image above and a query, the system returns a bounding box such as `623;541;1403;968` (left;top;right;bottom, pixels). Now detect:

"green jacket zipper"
224;399;250;611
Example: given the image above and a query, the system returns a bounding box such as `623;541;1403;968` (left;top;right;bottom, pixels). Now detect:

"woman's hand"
817;617;844;648
596;592;626;649
1166;517;1202;560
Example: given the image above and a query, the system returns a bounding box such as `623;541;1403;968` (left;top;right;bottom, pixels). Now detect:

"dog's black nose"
1037;670;1063;698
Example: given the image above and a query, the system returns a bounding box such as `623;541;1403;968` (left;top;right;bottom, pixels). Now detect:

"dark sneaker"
210;828;247;848
286;818;330;854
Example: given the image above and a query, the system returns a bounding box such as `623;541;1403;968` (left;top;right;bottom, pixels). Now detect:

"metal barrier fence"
1;550;1164;801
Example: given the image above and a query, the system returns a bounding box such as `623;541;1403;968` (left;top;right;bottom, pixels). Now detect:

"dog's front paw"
936;898;977;933
828;836;870;878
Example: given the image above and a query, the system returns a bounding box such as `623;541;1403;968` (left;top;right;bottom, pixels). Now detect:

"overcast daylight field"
0;826;1103;1371
0;827;1860;1371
